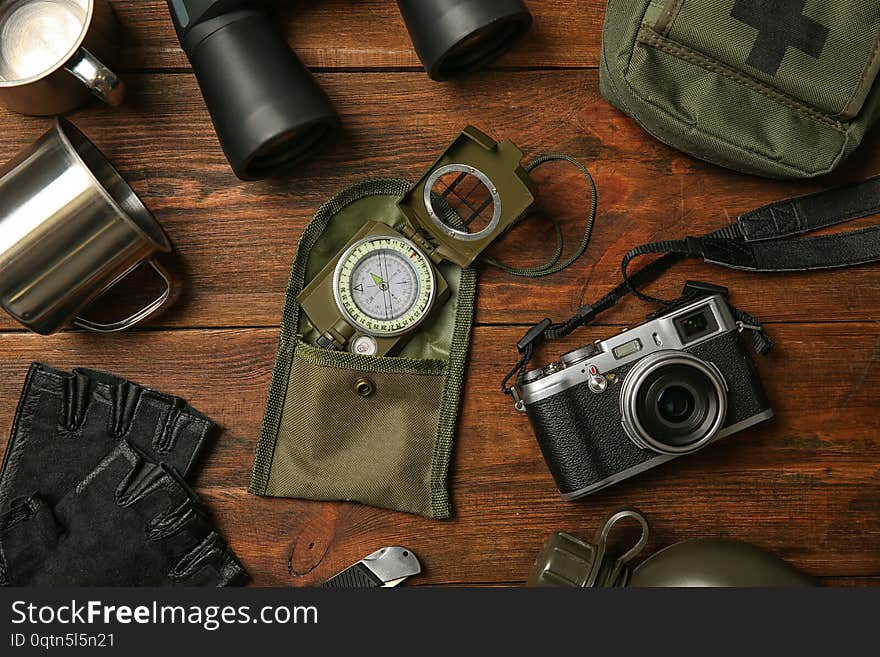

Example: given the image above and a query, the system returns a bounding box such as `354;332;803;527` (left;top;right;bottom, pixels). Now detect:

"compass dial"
333;235;436;337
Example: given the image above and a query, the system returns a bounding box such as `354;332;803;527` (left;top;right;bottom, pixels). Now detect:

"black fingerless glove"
0;442;246;586
0;363;215;511
0;363;247;587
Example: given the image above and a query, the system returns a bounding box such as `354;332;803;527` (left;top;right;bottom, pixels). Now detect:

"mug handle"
73;259;175;333
64;47;125;107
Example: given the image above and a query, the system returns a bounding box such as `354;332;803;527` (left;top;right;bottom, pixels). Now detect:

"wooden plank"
820;578;880;587
0;71;878;332
0;323;877;584
113;1;604;71
1;0;878;590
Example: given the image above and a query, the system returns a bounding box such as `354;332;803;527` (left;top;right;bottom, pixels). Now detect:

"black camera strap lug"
645;280;730;321
736;320;762;333
503;173;880;395
517;318;552;354
731;307;773;355
510;388;526;413
682;280;728;298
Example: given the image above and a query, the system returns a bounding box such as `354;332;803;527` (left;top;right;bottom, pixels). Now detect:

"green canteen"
528;509;815;587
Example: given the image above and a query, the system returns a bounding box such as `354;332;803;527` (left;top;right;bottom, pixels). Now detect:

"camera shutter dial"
560;344;598;366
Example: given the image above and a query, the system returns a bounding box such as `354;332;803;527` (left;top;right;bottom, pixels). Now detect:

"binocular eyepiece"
169;0;532;180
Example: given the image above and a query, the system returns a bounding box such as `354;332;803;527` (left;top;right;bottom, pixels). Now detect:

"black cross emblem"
731;0;829;76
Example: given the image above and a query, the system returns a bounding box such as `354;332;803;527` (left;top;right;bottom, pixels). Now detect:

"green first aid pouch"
600;0;880;178
249;129;597;519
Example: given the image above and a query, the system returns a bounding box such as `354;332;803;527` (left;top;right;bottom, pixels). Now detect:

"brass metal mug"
0;0;124;115
0;118;176;335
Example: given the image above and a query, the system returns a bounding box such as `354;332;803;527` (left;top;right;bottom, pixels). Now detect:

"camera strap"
623;175;880;280
503;174;880;399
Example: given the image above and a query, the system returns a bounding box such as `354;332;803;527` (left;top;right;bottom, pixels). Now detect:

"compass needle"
334;235;435;340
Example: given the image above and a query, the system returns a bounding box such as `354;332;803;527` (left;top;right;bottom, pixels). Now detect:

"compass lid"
397;126;538;268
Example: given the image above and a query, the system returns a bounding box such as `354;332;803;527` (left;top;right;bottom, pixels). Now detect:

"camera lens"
637;370;709;448
620;352;728;455
656;385;695;423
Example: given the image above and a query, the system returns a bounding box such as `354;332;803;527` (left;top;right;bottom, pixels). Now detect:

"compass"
333;235;436;338
296;126;537;357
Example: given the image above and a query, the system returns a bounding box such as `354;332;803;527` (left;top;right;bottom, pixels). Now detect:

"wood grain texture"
0;72;878;331
113;1;604;71
0;1;877;587
0;323;877;585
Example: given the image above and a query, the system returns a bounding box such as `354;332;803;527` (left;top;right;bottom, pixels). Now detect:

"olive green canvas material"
527;510;815;587
249;180;475;519
600;0;880;178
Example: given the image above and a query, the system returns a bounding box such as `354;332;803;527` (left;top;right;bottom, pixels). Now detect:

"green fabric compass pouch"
249;127;598;518
600;0;880;179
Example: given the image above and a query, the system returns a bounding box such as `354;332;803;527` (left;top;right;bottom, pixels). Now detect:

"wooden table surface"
1;1;878;587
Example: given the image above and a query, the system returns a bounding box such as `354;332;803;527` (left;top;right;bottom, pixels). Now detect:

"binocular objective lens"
244;125;332;179
437;21;520;77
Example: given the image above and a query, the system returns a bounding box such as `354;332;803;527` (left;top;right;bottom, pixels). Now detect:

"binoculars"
168;0;533;180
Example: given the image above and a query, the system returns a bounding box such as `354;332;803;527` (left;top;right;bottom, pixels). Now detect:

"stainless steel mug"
0;0;124;115
0;118;176;334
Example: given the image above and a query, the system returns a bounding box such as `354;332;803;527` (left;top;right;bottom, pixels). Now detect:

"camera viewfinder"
674;307;719;344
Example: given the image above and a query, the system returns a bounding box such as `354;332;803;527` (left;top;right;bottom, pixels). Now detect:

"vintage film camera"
517;292;774;499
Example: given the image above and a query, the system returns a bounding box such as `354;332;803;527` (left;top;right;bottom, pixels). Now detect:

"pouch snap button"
354;377;375;397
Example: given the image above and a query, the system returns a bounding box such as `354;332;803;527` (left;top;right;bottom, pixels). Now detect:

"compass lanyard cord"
502;174;880;396
480;153;598;277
